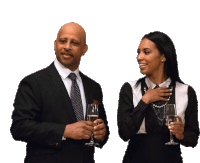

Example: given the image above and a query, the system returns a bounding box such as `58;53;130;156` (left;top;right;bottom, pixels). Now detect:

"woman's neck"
147;74;168;85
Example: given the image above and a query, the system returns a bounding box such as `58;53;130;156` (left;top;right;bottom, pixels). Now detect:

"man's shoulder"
80;72;101;87
22;63;54;82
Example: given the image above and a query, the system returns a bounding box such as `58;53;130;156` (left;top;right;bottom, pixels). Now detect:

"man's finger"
94;118;104;125
94;123;105;130
84;120;94;126
80;121;94;132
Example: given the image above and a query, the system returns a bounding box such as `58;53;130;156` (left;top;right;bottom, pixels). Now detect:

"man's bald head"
56;22;86;45
54;22;88;71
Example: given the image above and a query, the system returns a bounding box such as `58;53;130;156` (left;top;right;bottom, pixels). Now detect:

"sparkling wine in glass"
85;104;99;146
165;104;179;145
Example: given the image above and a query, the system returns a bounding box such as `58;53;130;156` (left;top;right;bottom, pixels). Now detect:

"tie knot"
68;73;77;81
154;85;159;89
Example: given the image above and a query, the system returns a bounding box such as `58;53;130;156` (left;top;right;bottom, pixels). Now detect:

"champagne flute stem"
91;134;94;143
170;132;174;143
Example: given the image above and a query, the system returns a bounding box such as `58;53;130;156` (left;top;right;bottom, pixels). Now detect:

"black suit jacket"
11;62;109;163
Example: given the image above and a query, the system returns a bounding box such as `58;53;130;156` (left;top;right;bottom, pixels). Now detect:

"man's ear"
82;44;88;56
54;40;57;51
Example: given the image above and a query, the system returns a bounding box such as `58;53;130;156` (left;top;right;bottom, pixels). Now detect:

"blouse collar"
145;77;171;89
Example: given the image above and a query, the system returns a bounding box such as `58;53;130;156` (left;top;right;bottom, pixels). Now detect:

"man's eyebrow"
58;37;67;40
60;37;80;41
71;39;80;42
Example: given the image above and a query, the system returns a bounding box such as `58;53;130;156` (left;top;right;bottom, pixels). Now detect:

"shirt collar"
145;77;171;89
54;58;81;81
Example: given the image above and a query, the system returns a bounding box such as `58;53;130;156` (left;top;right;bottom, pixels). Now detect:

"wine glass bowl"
164;104;179;145
85;104;99;146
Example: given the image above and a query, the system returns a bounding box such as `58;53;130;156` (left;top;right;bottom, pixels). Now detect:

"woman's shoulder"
121;78;144;95
126;77;145;87
175;81;197;97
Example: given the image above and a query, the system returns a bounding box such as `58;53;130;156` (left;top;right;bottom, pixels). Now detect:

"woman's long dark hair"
136;31;183;87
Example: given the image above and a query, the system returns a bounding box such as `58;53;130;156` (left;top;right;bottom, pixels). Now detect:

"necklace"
144;86;172;125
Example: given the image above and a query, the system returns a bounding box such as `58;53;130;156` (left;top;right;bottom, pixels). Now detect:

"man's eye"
72;42;79;45
60;40;67;43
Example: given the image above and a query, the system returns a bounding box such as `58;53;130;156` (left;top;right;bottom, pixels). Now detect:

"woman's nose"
137;52;143;61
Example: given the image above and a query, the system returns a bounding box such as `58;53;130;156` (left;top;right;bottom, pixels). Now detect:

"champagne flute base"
85;142;95;146
85;142;100;147
165;141;179;145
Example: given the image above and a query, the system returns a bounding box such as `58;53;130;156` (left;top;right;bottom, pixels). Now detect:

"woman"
117;31;199;163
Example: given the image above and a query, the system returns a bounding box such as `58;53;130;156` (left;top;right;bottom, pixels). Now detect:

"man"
11;22;109;163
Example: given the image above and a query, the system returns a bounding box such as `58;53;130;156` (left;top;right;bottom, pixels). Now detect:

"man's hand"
63;121;94;140
142;86;172;104
93;119;106;139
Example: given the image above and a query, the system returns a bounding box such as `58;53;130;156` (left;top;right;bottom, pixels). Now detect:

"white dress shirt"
54;58;87;118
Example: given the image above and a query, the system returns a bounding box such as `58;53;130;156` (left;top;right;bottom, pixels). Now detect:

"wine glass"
164;104;179;145
85;104;99;146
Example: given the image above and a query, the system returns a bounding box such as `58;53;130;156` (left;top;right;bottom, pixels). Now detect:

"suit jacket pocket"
25;146;57;163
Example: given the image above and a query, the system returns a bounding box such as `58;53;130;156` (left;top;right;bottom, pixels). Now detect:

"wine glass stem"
170;132;174;143
91;134;94;143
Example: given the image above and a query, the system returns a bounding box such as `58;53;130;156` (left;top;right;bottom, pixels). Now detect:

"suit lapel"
80;72;93;119
46;63;77;123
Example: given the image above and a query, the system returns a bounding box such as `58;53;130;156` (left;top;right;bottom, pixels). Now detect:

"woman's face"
137;38;166;77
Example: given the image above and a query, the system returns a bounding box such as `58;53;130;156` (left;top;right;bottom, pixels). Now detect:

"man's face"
54;23;88;71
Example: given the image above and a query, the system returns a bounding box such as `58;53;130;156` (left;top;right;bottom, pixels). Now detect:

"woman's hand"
142;86;172;104
166;116;184;140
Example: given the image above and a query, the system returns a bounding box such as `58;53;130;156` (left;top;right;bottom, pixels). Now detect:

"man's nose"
64;41;72;50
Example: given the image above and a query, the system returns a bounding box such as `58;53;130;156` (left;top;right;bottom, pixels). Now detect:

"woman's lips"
139;63;147;69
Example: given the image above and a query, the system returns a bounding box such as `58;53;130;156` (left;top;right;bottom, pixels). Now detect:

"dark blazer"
11;62;109;163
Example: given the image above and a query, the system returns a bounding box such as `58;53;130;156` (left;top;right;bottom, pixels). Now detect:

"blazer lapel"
46;63;77;123
80;72;93;119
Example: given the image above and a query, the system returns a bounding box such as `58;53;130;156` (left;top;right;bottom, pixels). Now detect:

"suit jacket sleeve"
93;82;109;148
11;75;66;148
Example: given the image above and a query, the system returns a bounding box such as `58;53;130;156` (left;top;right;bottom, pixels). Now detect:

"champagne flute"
85;104;99;146
164;104;179;145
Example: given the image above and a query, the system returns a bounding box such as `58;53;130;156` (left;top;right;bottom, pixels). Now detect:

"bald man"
11;22;109;163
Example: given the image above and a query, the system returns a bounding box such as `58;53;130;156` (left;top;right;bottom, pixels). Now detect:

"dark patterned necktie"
68;73;84;121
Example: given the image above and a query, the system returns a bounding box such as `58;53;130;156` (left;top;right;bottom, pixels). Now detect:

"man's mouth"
61;53;73;57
